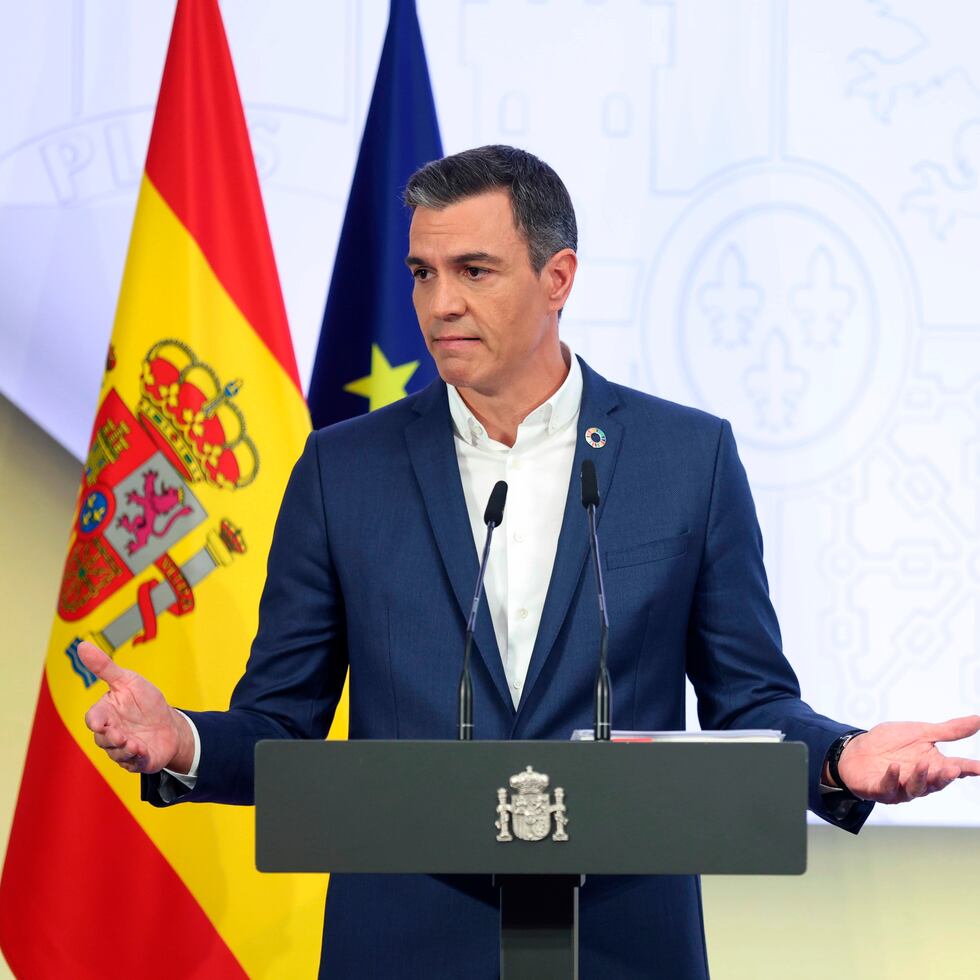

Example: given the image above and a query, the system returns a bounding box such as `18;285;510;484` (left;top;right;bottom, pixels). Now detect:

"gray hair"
403;145;578;274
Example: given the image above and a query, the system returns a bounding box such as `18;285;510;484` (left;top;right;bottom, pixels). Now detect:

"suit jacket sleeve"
142;431;348;807
685;420;873;833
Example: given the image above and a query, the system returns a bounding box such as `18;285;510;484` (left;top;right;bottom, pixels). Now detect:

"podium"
255;740;807;979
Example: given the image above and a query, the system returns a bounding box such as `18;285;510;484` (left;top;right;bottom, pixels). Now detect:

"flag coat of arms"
0;2;341;976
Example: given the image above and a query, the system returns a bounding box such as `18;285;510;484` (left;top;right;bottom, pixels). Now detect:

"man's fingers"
77;641;129;690
905;757;931;798
106;738;146;766
938;767;962;791
84;700;113;733
925;766;957;795
92;722;130;750
88;711;130;758
942;757;980;777
878;762;901;800
924;714;980;743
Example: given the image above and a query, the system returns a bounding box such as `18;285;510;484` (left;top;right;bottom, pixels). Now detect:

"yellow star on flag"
343;343;420;411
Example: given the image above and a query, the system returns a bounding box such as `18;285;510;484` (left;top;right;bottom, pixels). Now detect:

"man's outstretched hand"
836;715;980;803
79;641;194;775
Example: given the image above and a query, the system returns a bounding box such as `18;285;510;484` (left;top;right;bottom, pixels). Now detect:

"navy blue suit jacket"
146;358;872;978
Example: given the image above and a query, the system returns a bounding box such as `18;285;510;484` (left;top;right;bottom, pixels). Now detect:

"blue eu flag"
308;0;443;428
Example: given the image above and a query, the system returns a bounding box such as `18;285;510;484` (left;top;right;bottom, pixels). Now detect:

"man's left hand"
835;715;980;803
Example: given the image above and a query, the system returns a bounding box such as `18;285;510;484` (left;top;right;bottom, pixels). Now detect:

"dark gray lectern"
255;740;807;979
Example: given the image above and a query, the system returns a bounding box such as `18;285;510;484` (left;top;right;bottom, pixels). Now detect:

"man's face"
407;190;560;397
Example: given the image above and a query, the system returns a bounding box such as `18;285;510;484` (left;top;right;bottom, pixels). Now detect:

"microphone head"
581;459;600;509
484;480;508;527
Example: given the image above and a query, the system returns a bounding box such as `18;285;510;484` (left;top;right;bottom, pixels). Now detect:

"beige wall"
0;394;81;979
1;392;977;979
705;827;980;979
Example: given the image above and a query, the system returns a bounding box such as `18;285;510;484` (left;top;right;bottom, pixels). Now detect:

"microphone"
580;460;612;741
458;480;508;740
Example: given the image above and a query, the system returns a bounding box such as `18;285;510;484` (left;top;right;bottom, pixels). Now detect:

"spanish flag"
0;2;335;976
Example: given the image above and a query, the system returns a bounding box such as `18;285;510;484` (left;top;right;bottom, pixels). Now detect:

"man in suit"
80;145;980;978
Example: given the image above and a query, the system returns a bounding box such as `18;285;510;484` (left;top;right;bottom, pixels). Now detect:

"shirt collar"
447;345;583;447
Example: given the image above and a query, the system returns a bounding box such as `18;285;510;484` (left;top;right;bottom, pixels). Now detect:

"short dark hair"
403;145;578;273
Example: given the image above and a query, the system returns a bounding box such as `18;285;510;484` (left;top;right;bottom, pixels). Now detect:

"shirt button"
511;681;520;691
510;458;522;470
517;607;529;620
513;531;525;543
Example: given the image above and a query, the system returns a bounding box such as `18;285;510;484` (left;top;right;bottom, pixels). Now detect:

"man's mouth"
433;336;481;350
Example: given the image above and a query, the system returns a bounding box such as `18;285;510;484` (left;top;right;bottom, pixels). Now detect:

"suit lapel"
405;382;513;714
516;360;624;720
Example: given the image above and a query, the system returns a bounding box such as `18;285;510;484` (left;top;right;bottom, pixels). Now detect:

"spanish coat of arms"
59;339;256;686
495;766;569;842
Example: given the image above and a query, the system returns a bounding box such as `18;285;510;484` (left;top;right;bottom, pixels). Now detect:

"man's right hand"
79;641;195;775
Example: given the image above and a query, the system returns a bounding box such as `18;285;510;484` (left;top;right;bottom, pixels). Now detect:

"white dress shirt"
165;349;582;787
448;350;582;707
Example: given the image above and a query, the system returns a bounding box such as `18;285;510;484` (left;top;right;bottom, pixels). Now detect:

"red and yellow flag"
0;3;341;976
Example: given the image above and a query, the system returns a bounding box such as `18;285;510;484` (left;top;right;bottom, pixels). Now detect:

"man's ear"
543;248;578;314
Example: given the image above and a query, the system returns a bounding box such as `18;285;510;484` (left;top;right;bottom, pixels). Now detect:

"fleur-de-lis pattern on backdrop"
2;0;978;826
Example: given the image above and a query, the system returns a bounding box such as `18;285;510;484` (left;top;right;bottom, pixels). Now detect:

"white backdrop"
1;0;978;826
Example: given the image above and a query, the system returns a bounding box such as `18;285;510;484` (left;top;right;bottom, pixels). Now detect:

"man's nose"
430;276;466;319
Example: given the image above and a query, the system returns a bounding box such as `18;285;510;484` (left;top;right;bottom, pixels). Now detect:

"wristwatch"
826;730;866;800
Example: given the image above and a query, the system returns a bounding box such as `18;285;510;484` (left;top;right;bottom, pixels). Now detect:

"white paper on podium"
570;730;785;743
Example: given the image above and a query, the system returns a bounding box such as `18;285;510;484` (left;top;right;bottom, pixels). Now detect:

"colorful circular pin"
584;427;606;449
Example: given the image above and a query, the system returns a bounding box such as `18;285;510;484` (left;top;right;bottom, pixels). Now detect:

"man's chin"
436;366;475;390
433;357;480;390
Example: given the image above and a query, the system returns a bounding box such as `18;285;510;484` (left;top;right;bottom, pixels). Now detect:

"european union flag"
308;0;443;428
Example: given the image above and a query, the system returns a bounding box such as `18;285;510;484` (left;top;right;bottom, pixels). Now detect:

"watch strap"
828;730;866;800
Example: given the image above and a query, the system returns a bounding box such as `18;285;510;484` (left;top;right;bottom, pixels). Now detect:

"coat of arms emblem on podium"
495;766;569;842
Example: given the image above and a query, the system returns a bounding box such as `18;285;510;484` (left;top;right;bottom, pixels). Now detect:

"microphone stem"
458;521;498;741
458;632;474;741
468;523;496;633
587;504;612;741
595;630;611;742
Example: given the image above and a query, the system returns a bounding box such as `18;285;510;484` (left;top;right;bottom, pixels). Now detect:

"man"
81;146;980;978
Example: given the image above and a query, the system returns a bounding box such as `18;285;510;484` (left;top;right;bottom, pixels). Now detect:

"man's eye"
463;267;488;280
412;268;430;281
